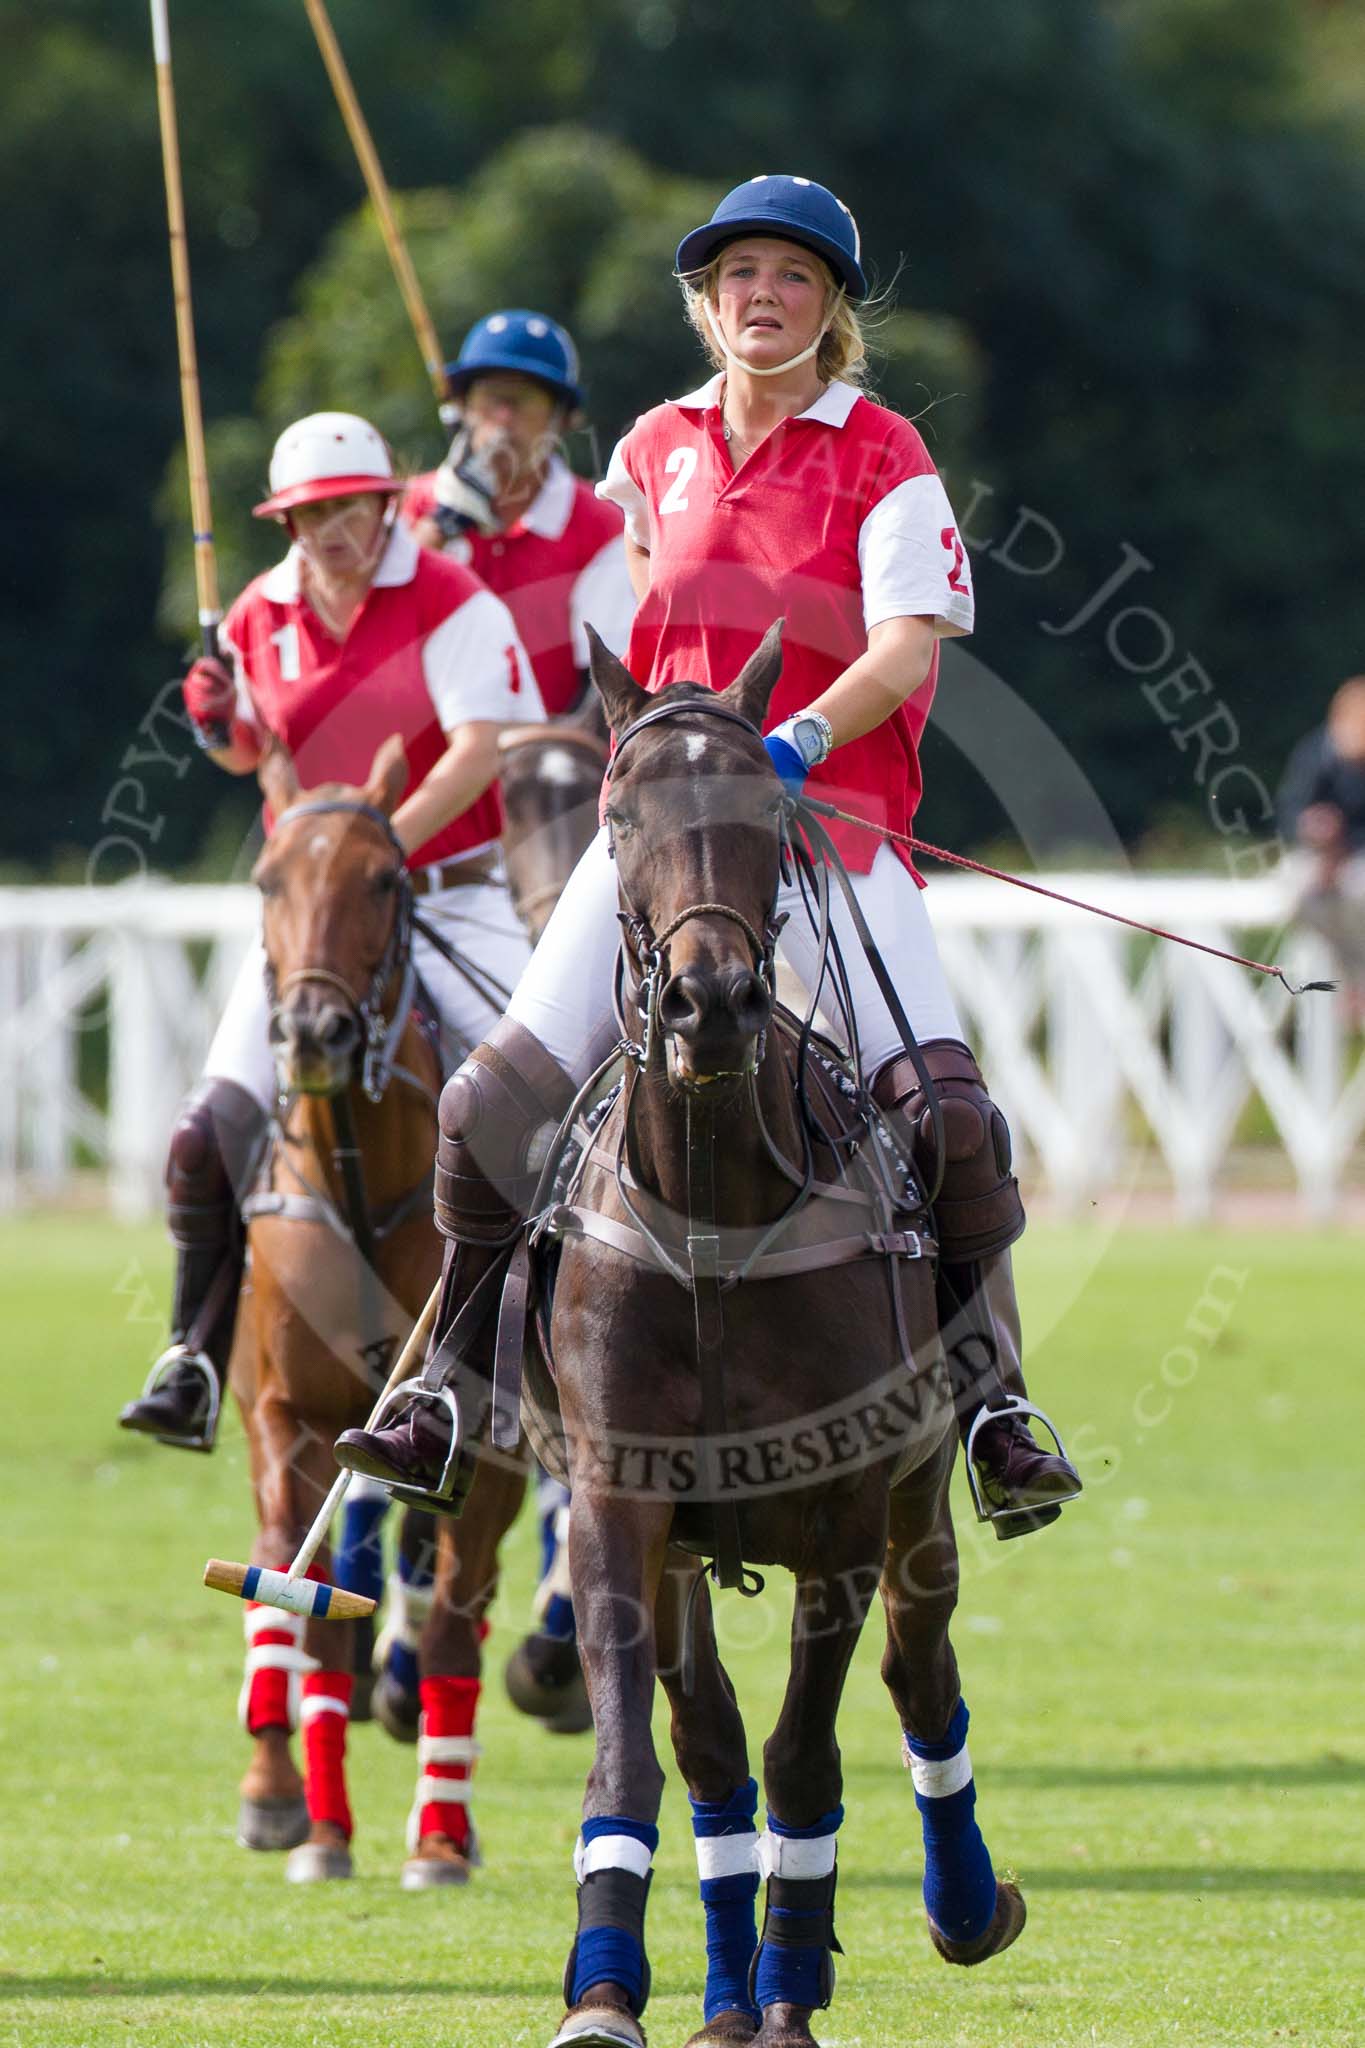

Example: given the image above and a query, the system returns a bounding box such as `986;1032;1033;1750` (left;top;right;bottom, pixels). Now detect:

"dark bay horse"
528;634;1025;2048
233;740;525;1887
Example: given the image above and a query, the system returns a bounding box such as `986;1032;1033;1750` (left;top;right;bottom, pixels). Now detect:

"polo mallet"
203;1279;441;1621
298;0;456;426
149;0;220;661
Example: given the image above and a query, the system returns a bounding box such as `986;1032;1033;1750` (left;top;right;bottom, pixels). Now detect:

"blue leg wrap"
752;1805;843;2013
537;1470;569;1580
386;1545;432;1695
542;1591;576;1643
334;1486;386;1604
904;1698;996;1944
568;1817;658;2013
691;1778;760;2024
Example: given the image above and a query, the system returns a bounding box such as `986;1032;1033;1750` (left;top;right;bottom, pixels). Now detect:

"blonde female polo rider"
337;180;1079;1533
119;411;544;1450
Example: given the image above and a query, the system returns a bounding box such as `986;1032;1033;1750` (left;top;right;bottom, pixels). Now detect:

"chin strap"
703;295;841;378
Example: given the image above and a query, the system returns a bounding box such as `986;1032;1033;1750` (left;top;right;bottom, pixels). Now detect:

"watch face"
793;718;824;767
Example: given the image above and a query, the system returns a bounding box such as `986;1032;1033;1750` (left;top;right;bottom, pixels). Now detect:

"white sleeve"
596;437;650;548
570;535;638;663
422;586;547;732
857;474;975;638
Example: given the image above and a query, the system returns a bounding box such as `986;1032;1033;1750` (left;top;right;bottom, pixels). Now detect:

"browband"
607;698;763;780
273;798;407;861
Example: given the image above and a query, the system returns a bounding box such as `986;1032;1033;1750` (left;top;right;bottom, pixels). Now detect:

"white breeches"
505;826;963;1085
205;871;533;1113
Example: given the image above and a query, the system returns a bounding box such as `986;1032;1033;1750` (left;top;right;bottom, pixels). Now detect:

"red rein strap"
798;799;1335;998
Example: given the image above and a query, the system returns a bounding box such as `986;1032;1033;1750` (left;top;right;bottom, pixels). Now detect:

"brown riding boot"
334;1017;576;1500
871;1039;1080;1537
119;1077;268;1451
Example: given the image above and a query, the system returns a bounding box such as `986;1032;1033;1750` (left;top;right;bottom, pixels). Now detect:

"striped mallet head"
204;1559;377;1622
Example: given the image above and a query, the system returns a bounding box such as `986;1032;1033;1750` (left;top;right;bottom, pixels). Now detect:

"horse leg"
505;1471;592;1735
655;1553;760;2048
235;1381;311;1853
552;1489;674;2048
401;1457;527;1889
879;1430;1025;1965
333;1474;389;1721
752;1493;889;2048
372;1504;437;1744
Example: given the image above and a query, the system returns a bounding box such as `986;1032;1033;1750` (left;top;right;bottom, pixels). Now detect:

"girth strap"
544;1203;930;1280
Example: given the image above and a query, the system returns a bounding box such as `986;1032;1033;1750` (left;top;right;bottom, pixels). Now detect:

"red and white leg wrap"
408;1675;481;1854
301;1670;354;1840
237;1595;319;1734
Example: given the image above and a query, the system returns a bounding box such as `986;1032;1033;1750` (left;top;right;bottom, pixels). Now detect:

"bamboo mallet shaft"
149;0;220;656
203;1277;442;1620
298;0;453;418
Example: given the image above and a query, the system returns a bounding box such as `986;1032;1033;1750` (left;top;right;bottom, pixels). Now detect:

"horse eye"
607;808;635;840
370;868;401;895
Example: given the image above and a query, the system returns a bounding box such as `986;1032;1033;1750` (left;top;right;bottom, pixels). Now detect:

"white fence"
0;877;1359;1219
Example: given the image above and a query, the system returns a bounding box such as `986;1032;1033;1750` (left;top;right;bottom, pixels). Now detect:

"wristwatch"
790;711;834;769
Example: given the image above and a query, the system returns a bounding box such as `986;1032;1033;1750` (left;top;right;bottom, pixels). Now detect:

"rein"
800;796;1335;998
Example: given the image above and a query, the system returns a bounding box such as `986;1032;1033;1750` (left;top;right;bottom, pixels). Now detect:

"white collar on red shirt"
511;454;576;540
669;373;861;429
262;517;421;603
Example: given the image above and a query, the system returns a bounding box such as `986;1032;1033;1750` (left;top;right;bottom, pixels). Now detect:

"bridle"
264;797;417;1106
605;699;787;1075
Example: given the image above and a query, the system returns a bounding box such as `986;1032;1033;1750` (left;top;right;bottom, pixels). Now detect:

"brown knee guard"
165;1077;269;1365
871;1039;1024;1263
434;1016;577;1246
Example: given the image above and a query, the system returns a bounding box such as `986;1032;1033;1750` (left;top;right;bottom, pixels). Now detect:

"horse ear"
257;739;300;816
716;619;785;731
586;624;651;738
364;733;409;816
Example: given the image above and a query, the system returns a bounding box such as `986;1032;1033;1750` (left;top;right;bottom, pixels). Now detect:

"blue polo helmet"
675;175;866;300
445;310;583;409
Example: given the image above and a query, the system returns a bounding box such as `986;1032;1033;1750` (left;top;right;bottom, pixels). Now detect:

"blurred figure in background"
406;309;635;713
1279;675;1365;1006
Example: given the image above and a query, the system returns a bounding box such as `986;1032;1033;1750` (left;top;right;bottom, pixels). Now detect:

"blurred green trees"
8;0;1365;870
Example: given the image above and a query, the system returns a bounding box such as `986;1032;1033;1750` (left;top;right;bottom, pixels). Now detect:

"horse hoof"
546;2003;646;2048
928;1878;1026;1964
505;1639;592;1733
285;1840;354;1883
373;1671;421;1744
683;2013;760;2045
236;1795;310;1851
400;1845;474;1890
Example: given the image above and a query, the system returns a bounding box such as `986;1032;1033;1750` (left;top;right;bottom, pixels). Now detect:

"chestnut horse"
524;635;1025;2048
232;740;525;1887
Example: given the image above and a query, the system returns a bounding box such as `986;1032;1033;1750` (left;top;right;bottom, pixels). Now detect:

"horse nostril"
318;1006;358;1054
727;969;771;1037
658;972;707;1040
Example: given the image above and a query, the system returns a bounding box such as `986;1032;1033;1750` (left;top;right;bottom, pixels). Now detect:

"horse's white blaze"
685;733;710;764
308;832;330;859
537;746;584;788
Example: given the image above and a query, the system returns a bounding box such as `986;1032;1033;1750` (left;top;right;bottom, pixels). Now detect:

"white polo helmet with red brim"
253;411;402;519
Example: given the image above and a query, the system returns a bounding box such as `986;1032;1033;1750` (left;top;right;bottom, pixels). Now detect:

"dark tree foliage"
8;0;1365;872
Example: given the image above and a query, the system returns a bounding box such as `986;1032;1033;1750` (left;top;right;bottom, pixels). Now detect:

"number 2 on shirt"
941;527;968;594
659;446;698;516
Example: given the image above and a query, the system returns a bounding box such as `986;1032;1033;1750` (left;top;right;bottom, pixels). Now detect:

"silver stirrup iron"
963;1396;1082;1525
137;1344;221;1453
364;1378;466;1510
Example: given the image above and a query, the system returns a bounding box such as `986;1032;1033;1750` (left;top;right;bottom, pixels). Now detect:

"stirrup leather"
363;1378;469;1515
963;1396;1082;1525
137;1344;221;1453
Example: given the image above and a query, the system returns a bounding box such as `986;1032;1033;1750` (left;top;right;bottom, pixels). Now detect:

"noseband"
265;798;416;1103
606;700;787;1071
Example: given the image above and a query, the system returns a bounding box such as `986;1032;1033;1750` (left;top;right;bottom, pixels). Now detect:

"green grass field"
2;1213;1361;2048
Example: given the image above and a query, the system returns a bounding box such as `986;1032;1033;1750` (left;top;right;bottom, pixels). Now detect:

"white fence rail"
0;877;1359;1219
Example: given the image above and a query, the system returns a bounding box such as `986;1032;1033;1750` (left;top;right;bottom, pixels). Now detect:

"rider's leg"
120;938;274;1449
334;832;623;1494
776;845;1078;1526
